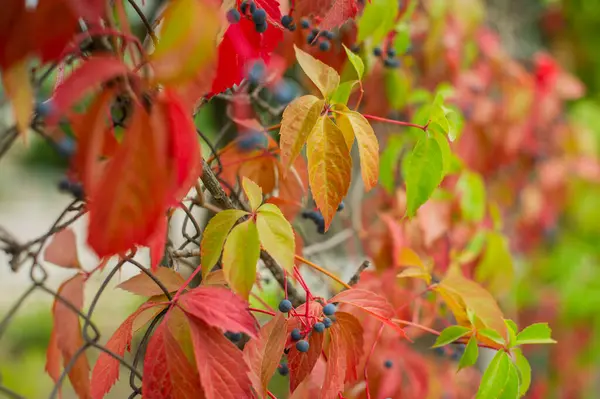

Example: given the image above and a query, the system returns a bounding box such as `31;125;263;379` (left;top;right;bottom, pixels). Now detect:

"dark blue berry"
323;317;333;328
278;299;293;313
373;47;382;57
384;58;400;68
319;40;331;52
350;44;360;53
433;347;445;356
323;304;336;316
226;8;241;23
316;219;325;234
273;79;298;104
384;360;393;368
386;47;396;58
240;0;249;13
237;131;267;151
291;328;303;341
278;363;289;376
313;322;325;333
311;28;320;35
252;8;267;24
255;21;268;33
247;61;266;84
225;331;242;342
288;23;296;32
296;340;310;352
55;136;76;158
281;15;293;28
450;351;461;361
69;183;85;200
300;18;310;29
337;201;345;211
35;99;53;117
323;30;334;40
307;33;317;45
58;177;71;192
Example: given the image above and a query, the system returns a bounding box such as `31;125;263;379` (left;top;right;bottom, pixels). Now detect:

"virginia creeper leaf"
294;45;340;99
147;216;168;272
357;0;398;44
458;336;479;371
200;209;249;278
513;348;531;396
478;328;506;346
44;228;80;269
397;267;432;285
342;44;365;79
279;95;324;170
500;362;520;399
515;323;556;345
288;325;324;392
505;319;518;348
242;177;263;211
179;286;257;337
117;267;185;297
256;203;295;272
330;81;358;106
476;350;511;399
475;231;514;296
457;170;486;222
222;219;261;300
2;60;33;136
243;313;287;398
294;0;357;30
307;116;352;231
405;135;444;217
432;326;471;348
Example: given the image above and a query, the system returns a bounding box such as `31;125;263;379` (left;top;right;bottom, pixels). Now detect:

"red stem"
170;265;203;308
267;391;278;399
362;114;429;131
249;307;276;316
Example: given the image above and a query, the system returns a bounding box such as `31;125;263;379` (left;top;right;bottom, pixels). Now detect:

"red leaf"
180;286;257;337
187;316;252;399
117;266;185;297
46;273;91;398
243;313;288;397
87;101;170;258
49;56;131;124
288;328;324;392
329;289;409;339
333;312;363;382
44;228;80;269
294;0;357;30
147;216;168;272
90;302;158;399
143;317;204;399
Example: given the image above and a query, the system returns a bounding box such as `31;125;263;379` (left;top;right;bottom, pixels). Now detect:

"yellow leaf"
397;248;426;270
294;45;340;99
397;267;431;285
3;60;33;139
307;116;352;231
475;231;514;296
151;0;221;85
242;177;263;211
222;219;261;300
434;266;507;339
336;107;379;191
200;209;249;278
256;203;295;272
279;95;324;171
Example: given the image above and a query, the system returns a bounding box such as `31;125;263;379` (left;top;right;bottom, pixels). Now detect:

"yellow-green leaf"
222;219;260;300
458;336;479;371
432;129;452;176
294;45;340;99
279;95;324;170
432;325;470;348
3;60;33;138
476;350;511;399
357;0;398;44
307;116;352;231
151;0;221;85
475;231;514;295
405;135;444;217
397;267;432;285
457;170;486;222
336;107;379;191
342;44;365;80
200;209;249;278
256;203;295;272
330;81;358;106
513;348;531;396
242;177;263;211
515;323;556;345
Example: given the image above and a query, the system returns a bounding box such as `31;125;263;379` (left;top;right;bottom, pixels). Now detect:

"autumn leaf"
307;116;352;231
256;203;295;272
180;286;257;337
151;0;221;86
335;106;380;191
46;273;90;399
147;216;168;271
294;0;358;31
200;209;249;278
404;135;444;217
2;60;33;137
117;267;185;297
279;95;325;171
187;316;253;399
221;219;261;300
475;231;514;296
44;228;80;269
288;327;324;392
91;302;159;399
142;317;204;399
242;177;263;211
243;313;288;398
329;289;409;339
294;45;340;99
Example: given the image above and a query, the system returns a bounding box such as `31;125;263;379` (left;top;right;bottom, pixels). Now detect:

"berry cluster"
373;46;400;69
301;19;335;52
301;202;344;234
432;343;466;361
226;1;269;33
278;300;337;354
58;177;84;200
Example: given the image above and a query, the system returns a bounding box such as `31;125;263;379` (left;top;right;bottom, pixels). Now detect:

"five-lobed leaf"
294;45;340;99
432;325;471;348
200;209;249;278
515;323;556;345
222;219;261;300
458;336;479;371
404;135;444;217
256;203;295;272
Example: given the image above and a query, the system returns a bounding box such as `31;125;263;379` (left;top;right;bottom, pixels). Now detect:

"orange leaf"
307;116;352;231
117;267;185;297
44;228;80;269
2;59;33;138
187;316;253;399
243;313;288;397
238;155;277;195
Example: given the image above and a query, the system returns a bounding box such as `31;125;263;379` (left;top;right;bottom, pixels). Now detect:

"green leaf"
357;0;398;44
385;69;410;110
515;323;557;345
222;219;261;300
457;231;487;264
457;170;486;222
432;130;451;176
513;348;531;396
200;209;249;278
505;320;518;348
393;23;411;55
499;361;520;399
432;325;471;348
379;135;404;194
475;231;514;295
242;177;263;211
256;203;295;272
294;45;340;99
408;89;432;105
342;44;365;79
405;135;444;217
476;350;511;399
330;81;358;106
458;336;479;371
478;328;506;346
